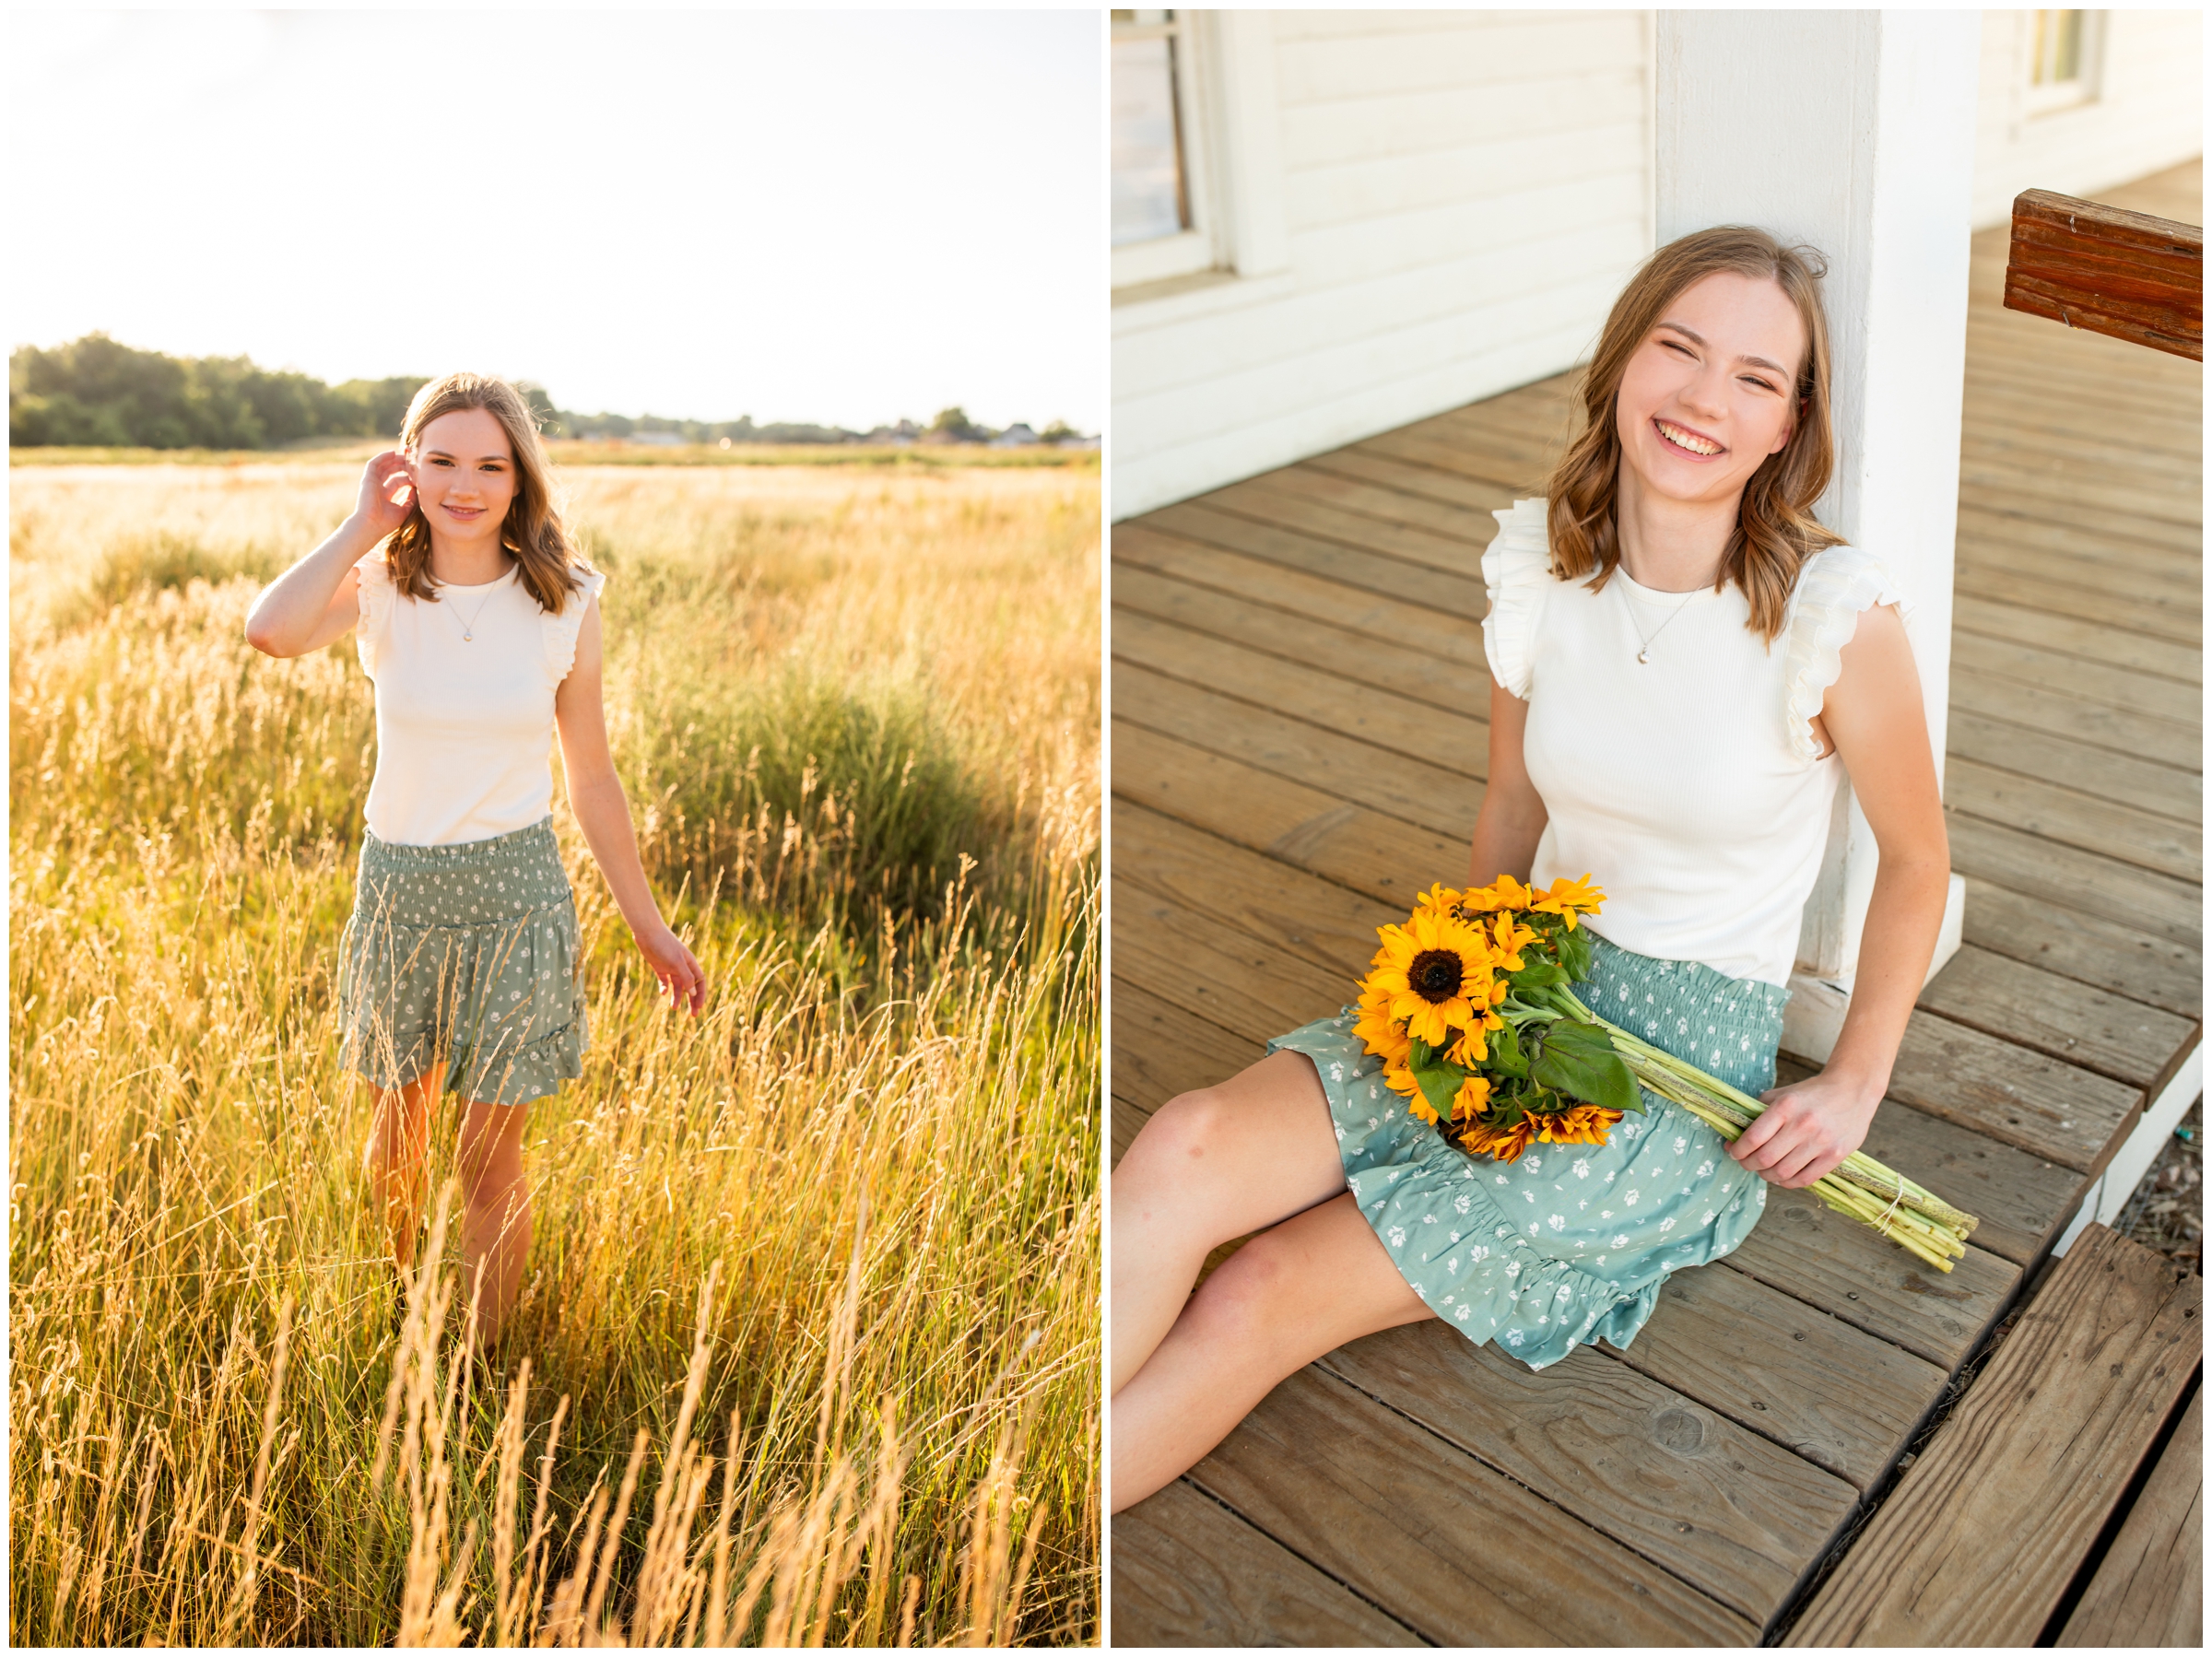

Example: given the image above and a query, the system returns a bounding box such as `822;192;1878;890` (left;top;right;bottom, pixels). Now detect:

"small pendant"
463;631;474;642
1636;649;1650;664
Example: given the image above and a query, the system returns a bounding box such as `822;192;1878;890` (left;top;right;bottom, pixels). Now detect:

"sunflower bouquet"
1355;875;1979;1272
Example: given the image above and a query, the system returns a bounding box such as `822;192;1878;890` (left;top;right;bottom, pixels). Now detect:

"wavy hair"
384;372;587;615
1544;226;1844;644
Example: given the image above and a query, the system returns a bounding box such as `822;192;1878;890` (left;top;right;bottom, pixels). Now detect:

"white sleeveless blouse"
354;551;606;846
1481;498;1910;988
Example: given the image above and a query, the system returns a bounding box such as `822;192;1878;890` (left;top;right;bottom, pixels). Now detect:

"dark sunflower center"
1407;949;1465;1003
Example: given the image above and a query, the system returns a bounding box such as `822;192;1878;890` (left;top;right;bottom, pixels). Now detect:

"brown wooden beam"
2004;189;2204;360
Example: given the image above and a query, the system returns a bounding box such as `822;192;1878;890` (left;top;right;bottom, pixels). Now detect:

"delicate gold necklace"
444;571;509;642
1616;568;1710;664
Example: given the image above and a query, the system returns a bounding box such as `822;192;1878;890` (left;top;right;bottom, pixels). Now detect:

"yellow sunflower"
1363;909;1496;1047
1444;1025;1488;1067
1485;911;1537;970
1353;991;1411;1066
1451;1074;1493;1122
1461;872;1535;914
1410;881;1465;923
1531;872;1606;929
1454;1112;1543;1163
1533;1103;1624;1146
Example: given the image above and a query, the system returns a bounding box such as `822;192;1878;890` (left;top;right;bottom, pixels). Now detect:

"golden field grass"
9;459;1100;1643
10;441;1100;471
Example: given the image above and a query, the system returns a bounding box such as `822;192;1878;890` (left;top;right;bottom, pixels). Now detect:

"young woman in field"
246;372;706;1351
1111;229;1951;1510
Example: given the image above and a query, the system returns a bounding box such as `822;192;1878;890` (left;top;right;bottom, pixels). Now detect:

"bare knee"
1130;1087;1240;1177
1180;1231;1308;1361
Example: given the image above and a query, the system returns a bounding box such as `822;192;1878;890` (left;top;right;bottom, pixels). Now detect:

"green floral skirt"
1269;931;1788;1370
338;817;588;1107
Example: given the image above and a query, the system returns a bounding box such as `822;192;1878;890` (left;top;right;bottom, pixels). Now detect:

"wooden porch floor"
1109;159;2203;1645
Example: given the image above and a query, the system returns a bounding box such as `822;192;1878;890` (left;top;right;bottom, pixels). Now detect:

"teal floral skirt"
338;817;588;1108
1269;931;1788;1370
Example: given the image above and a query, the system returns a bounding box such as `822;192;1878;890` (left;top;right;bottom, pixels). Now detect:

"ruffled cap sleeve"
354;548;395;676
545;567;608;681
1481;497;1552;699
1783;544;1914;763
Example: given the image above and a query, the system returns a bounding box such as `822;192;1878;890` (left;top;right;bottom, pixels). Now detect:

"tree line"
11;335;1083;450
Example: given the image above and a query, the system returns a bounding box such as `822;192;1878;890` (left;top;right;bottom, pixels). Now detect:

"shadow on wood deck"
1108;159;2203;1644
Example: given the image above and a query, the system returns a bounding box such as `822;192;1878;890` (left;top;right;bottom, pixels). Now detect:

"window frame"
2022;8;2103;118
1112;10;1222;290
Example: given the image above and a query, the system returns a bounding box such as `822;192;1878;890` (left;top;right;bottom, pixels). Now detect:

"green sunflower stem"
1548;985;1979;1264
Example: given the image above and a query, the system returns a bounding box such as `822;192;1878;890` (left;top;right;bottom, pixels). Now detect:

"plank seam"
1159;1475;1438;1647
1305;1354;1769;1629
1161;500;1488;592
1948;617;2204;692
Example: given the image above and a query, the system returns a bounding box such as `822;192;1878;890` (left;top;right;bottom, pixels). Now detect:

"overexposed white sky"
9;9;1101;431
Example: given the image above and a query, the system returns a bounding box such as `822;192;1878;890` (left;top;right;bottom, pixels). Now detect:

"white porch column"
1656;10;1979;1060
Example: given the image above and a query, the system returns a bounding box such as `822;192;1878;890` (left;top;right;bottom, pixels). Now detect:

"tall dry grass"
9;461;1100;1643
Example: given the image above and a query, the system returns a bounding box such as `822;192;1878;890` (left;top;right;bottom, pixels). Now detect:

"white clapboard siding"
1112;10;1651;520
1969;9;2202;228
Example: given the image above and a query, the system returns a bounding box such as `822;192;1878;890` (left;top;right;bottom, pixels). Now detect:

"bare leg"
456;1098;533;1349
1112;1192;1433;1512
1112;1051;1348;1395
364;1064;444;1273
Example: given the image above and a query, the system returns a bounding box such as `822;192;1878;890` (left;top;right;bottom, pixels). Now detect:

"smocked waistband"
359;815;559;866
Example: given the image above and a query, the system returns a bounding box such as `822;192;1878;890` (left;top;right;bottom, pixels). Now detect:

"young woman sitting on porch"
1111;227;1951;1511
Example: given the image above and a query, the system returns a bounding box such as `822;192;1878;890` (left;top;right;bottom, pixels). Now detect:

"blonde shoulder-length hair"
384;371;589;615
1544;226;1844;644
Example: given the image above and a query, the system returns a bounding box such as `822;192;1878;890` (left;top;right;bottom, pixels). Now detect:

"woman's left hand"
637;922;707;1016
1728;1070;1883;1189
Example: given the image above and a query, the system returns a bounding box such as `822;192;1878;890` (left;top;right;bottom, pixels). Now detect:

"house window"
2024;10;2100;116
1112;10;1218;288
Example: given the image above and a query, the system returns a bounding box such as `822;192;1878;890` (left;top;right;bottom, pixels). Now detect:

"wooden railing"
2004;188;2204;360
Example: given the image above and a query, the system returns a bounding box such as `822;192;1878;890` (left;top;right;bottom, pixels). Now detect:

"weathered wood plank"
1944;709;2200;828
1949;632;2200;727
1959;877;2202;1021
1946;755;2200;883
1321;1323;1859;1625
1188;1367;1760;1645
1111;976;1253;1117
1954;570;2200;651
1112;867;1347;1042
2003;188;2203;360
1726;1189;2020;1371
1111;1478;1425;1647
1877;1006;2142;1175
1304;444;1532;515
1112;607;1488;774
1917;943;2199;1090
1112;719;1466;910
2058;1386;2205;1649
1114;663;1484;840
1611;1263;1951;1492
1946;814;2202;951
1113;564;1494;711
1951;594;2202;686
1786;1226;2202;1647
1948;670;2201;770
1955;480;2203;551
1273;457;1500;541
1143;499;1486;615
1113;523;1485;666
1206;476;1488;574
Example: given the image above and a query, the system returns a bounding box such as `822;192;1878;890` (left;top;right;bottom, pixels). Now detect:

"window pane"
1112;34;1188;247
2031;10;2084;85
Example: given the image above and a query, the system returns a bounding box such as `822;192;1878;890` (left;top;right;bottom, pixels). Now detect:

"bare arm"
1467;677;1549;885
1731;602;1949;1188
244;449;412;657
553;600;707;1014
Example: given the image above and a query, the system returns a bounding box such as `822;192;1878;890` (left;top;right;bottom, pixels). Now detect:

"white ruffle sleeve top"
354;551;606;846
1480;497;1911;988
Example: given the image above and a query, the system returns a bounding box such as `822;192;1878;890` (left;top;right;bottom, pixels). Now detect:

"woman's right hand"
355;448;415;537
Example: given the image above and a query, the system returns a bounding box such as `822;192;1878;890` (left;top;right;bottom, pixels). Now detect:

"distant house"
865;420;923;446
989;423;1042;448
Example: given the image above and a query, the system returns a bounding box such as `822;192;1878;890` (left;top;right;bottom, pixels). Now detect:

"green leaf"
1529;1018;1641;1115
1509;959;1569;990
1488;1023;1530;1077
1406;1037;1469;1122
1557;923;1594;982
